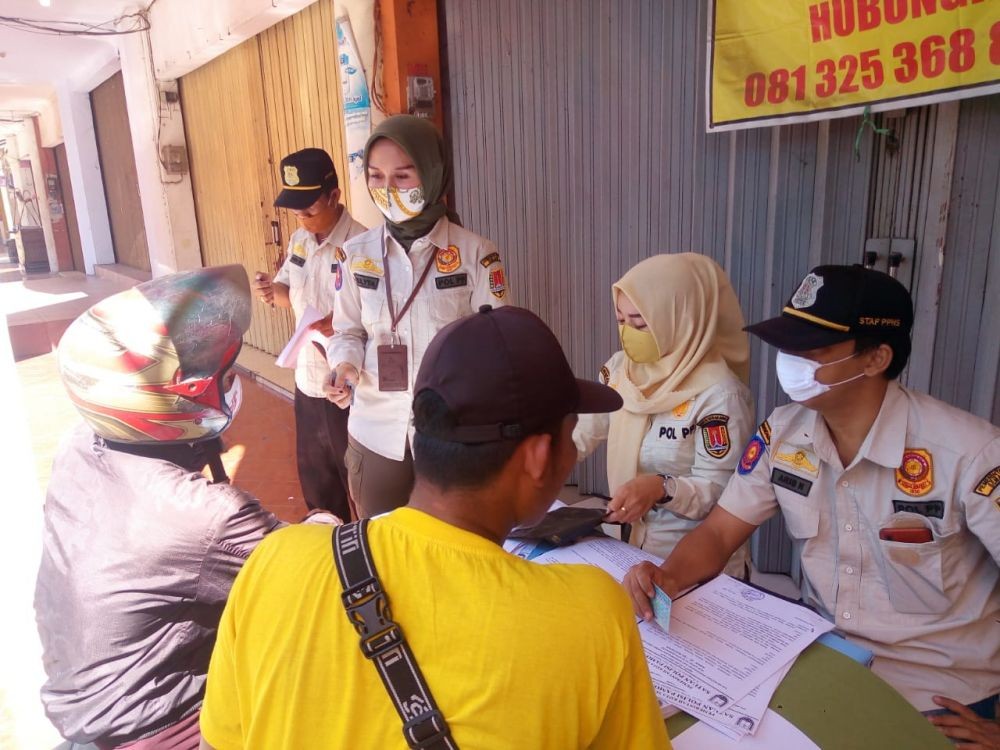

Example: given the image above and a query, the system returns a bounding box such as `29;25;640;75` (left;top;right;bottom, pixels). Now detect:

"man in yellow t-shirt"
200;306;672;749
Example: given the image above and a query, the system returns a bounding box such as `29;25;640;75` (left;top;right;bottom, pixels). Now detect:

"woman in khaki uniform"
326;115;510;517
575;253;753;576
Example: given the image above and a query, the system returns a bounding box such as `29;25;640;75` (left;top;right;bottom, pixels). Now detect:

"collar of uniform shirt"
808;380;906;470
381;216;449;256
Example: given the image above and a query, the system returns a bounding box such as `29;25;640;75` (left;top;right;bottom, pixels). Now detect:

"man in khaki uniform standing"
254;148;366;520
624;265;1000;746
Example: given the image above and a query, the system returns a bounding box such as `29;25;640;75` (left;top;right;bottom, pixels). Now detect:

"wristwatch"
656;474;676;505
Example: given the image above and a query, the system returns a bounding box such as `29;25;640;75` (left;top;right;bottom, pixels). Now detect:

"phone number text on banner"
709;0;1000;131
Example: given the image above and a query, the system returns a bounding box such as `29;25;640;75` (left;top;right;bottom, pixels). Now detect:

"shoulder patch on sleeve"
974;466;1000;497
480;251;501;268
700;415;732;459
697;413;730;428
599;365;610;385
758;420;771;446
489;267;506;299
738;436;766;475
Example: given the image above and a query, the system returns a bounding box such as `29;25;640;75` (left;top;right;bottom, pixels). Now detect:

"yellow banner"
709;0;1000;131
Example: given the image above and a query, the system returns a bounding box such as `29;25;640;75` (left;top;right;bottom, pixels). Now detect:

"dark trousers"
344;435;414;518
294;388;351;520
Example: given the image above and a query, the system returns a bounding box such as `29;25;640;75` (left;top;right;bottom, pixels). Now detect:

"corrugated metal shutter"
441;0;999;573
181;0;349;356
931;94;1000;424
441;6;872;455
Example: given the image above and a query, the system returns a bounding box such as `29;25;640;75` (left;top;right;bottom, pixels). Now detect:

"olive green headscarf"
363;114;461;250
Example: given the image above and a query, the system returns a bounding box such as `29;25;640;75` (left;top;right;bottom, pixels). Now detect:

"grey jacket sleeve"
198;483;285;605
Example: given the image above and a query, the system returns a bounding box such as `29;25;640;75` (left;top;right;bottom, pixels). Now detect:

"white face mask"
224;374;243;420
775;351;864;402
369;184;426;223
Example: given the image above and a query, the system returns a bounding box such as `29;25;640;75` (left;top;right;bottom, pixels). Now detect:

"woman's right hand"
604;473;664;524
325;363;359;409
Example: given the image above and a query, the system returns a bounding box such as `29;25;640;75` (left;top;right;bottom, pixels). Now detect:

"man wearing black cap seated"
623;265;1000;744
252;148;366;520
199;306;671;749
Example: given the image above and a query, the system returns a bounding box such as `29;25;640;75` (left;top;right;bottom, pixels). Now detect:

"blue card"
652;584;672;631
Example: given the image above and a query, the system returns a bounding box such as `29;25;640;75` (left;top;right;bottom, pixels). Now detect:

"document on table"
672;709;819;750
531;537;834;733
640;575;833;720
275;305;329;368
531;535;664;582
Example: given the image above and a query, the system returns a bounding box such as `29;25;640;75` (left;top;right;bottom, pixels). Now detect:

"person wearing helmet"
34;266;289;750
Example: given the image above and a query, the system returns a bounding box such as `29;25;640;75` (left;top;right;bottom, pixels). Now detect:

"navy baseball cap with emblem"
745;264;913;352
274;148;339;210
414;306;623;443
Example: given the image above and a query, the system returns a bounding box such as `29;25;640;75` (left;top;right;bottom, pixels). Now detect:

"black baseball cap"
745;264;913;351
273;148;338;210
414;306;623;443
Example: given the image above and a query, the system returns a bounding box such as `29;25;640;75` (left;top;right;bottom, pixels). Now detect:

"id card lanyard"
378;230;437;391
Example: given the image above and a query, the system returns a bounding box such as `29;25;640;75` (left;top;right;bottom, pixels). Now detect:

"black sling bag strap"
332;520;459;750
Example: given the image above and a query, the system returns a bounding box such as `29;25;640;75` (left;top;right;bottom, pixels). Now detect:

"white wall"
116;31;201;276
34;94;62;148
150;0;316;79
56;83;115;274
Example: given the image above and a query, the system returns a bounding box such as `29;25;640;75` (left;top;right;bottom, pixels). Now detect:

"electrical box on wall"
407;75;435;118
158;81;180;107
161;145;189;175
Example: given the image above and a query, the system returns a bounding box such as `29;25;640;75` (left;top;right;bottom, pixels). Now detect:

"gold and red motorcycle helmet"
58;265;252;445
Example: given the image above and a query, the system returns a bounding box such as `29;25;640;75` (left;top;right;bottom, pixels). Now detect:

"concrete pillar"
116;32;201;277
55;83;115;274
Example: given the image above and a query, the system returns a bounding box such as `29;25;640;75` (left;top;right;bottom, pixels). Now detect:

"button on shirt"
575;356;753;576
327;218;509;460
718;381;1000;710
273;209;367;397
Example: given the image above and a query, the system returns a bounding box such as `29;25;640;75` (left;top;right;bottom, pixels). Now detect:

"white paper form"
531;535;664;582
275;304;329;368
673;709;819;750
671;657;794;739
716;659;793;735
642;575;833;714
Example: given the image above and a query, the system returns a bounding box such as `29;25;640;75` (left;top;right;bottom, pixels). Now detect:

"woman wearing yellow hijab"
574;253;753;576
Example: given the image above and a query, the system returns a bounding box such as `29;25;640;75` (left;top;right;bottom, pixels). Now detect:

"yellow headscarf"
606;253;750;493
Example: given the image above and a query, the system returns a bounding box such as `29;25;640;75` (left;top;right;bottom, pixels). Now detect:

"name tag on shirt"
290;254;305;267
354;273;380;290
435;273;468;289
891;499;945;519
377;344;408;391
771;468;813;497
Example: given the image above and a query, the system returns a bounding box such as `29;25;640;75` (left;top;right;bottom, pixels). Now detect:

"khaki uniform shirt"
575;355;753;577
718;381;1000;710
273;209;367;397
327;218;509;460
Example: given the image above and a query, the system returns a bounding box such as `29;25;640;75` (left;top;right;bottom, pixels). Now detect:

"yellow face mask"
619;324;660;364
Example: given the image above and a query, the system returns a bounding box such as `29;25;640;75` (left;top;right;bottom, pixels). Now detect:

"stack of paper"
275;304;330;369
532;538;834;738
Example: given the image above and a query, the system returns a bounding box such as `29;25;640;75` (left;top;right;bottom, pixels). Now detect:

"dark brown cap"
414;306;623;443
273;148;338;210
745;265;913;351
